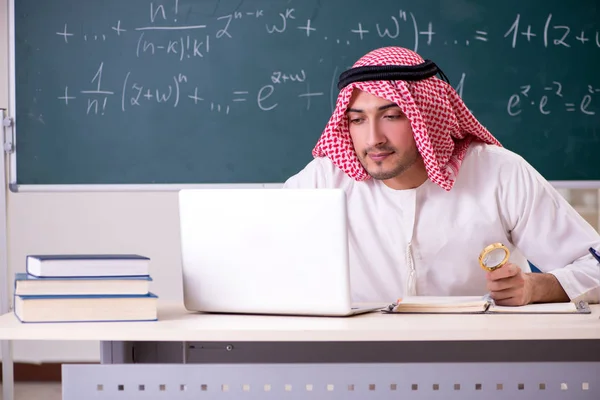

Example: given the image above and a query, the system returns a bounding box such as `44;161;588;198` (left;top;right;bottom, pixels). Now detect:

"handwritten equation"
507;83;599;116
50;0;599;118
54;2;600;52
503;14;600;49
57;62;324;115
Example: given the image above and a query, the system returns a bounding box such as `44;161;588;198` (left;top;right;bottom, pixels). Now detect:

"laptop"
177;188;384;317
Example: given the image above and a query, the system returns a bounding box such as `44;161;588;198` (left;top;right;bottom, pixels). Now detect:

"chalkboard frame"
7;0;600;192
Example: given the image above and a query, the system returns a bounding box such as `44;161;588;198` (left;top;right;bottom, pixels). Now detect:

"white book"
26;254;150;278
14;273;152;296
14;293;158;323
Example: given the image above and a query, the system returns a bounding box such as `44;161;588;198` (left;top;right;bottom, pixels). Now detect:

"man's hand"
486;263;533;306
486;263;570;306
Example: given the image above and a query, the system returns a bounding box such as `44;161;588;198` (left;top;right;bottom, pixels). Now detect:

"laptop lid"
178;188;353;316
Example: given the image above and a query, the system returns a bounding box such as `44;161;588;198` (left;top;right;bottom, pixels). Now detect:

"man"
284;46;600;306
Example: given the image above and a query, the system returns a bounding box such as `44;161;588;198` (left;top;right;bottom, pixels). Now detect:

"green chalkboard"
12;0;600;186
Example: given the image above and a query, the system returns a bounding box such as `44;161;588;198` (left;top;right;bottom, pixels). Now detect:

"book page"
390;296;489;313
398;296;487;306
489;302;578;313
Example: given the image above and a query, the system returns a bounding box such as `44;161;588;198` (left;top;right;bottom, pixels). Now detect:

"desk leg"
0;110;13;400
1;340;13;400
99;341;132;364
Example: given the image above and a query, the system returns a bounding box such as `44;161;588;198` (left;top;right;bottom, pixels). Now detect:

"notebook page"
490;302;578;313
388;296;490;313
398;296;487;306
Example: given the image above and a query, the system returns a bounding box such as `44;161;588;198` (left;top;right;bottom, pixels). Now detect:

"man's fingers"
486;273;526;292
487;263;520;281
486;278;514;292
489;288;519;301
485;266;532;307
493;296;524;306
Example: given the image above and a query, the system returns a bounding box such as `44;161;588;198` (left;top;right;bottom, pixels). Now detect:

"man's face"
346;89;420;181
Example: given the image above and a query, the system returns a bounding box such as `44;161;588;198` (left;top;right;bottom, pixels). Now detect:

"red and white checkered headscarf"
312;46;501;191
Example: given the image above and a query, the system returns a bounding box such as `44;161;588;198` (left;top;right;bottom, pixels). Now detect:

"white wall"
0;0;185;362
8;192;185;362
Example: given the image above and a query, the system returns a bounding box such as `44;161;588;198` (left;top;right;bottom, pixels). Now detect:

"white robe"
284;142;600;304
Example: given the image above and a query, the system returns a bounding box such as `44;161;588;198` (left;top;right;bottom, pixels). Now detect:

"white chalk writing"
508;82;597;116
50;0;597;122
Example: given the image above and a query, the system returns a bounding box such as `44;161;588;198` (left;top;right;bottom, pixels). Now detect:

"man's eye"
349;117;364;124
384;114;402;120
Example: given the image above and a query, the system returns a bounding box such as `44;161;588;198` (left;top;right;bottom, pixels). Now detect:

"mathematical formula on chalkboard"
49;1;598;118
11;0;600;185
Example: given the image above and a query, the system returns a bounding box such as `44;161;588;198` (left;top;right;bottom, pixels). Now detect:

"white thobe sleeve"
499;155;600;303
283;158;331;189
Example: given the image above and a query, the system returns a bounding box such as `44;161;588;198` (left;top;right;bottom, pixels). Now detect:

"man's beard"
360;147;420;180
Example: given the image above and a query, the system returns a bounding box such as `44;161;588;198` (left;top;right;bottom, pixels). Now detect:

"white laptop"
178;188;384;317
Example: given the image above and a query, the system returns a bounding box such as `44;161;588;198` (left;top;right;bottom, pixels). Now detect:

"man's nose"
366;120;386;147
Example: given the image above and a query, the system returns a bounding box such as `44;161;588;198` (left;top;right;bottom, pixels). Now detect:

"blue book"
26;254;150;278
14;272;152;296
14;292;158;323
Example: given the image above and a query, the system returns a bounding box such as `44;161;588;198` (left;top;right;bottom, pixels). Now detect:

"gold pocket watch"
479;243;510;272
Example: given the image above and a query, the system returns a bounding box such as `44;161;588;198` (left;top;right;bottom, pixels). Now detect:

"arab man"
284;46;600;306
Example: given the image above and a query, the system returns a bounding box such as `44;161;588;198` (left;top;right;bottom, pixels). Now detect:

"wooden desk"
1;301;599;342
0;301;599;400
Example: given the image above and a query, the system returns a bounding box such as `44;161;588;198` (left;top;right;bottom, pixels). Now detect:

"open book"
383;296;591;314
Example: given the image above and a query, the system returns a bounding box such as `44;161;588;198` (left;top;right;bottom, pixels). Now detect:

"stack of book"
13;254;158;323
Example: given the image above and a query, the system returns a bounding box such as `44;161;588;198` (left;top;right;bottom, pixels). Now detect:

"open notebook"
383;296;591;314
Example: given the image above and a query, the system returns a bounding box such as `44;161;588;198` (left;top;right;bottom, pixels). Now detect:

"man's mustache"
364;146;396;156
